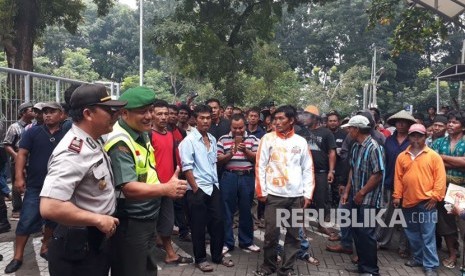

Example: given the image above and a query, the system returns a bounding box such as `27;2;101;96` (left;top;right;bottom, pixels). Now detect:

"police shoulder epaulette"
68;137;83;153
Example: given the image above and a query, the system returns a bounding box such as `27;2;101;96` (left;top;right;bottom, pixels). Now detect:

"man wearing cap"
376;110;416;257
25;102;45;131
3;102;35;220
393;124;446;276
431;110;465;268
425;115;447;147
297;105;336;237
104;86;188;276
5;102;66;273
341;115;385;276
39;84;126;275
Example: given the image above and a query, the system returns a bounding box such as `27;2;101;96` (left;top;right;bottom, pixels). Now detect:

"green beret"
119;86;156;109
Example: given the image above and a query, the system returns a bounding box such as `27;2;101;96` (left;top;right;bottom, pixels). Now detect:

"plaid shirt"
3;119;27;152
349;135;385;208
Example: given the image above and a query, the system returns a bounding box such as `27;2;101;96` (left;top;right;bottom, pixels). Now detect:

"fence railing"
0;67;120;135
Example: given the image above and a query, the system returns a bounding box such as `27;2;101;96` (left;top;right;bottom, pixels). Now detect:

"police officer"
39;84;127;276
104;86;188;276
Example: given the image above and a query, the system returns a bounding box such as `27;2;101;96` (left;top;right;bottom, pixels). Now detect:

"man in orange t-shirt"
393;123;446;276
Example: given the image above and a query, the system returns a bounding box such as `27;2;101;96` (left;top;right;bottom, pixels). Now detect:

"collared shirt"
217;132;259;170
41;124;116;215
3;119;27;152
393;145;446;208
432;135;465;185
383;131;410;190
179;127;218;195
349;135;385;207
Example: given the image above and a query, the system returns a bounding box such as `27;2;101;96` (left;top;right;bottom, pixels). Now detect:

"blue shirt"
19;124;66;189
383;131;409;190
248;126;266;139
179;128;219;195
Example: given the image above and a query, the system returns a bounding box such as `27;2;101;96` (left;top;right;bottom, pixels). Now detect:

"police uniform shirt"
41;124;116;215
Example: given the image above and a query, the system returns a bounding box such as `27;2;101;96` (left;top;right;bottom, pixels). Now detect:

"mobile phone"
234;136;243;151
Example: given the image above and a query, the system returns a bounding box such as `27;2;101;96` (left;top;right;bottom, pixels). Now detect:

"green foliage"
367;0;449;56
53;48;99;81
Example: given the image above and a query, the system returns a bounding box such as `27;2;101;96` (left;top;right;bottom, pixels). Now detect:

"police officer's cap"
70;84;127;109
18;102;33;113
119;86;156;109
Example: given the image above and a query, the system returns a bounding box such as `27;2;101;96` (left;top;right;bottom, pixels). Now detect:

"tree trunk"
12;0;37;72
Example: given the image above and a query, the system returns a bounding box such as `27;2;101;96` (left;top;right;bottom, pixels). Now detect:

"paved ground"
0;200;462;276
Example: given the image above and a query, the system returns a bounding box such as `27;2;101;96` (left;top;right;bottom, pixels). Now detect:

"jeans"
220;171;254;249
402;201;439;270
0;165;9;196
297;228;310;259
339;197;353;250
352;205;379;275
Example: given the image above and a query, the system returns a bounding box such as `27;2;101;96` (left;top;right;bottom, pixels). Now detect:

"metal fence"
0;67;120;134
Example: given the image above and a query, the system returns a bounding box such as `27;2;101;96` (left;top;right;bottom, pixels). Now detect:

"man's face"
33;109;44;123
168;108;178;125
231;119;246;137
23;107;35;122
207;101;220;120
432;122;447;138
42;108;63;126
225;106;233;117
247;111;260;126
428;108;436;116
269;105;276;114
346;126;360;140
274;112;293;133
195;112;212;133
408;132;426;148
447;117;464;136
327;115;340;131
122;105;154;133
395;119;410;134
152;106;168;130
178;109;190;124
89;105;121;136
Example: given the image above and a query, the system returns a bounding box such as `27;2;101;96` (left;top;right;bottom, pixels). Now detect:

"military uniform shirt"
41;124;116;215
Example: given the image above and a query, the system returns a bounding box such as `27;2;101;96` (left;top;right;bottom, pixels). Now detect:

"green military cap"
119;86;156;109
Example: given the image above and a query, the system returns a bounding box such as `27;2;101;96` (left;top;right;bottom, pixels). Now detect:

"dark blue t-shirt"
19;125;66;189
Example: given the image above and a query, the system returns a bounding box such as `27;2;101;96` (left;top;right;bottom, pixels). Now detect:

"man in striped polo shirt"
217;114;261;254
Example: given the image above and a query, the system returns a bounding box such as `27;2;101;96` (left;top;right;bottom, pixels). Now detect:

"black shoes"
404;260;422;267
5;259;22;274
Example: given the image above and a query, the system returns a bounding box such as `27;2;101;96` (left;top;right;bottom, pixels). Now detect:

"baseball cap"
33;102;45;111
41;102;63;111
408;123;426;135
70;84;127;109
341;115;370;129
304;105;319;116
18;102;33;113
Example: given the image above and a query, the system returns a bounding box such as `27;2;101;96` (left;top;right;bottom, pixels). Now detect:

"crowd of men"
0;84;463;276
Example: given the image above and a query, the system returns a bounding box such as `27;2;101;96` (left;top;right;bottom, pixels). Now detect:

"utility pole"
459;39;465;109
372;47;377;108
139;0;144;86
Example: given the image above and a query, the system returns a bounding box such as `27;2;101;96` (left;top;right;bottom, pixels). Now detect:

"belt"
226;169;254;175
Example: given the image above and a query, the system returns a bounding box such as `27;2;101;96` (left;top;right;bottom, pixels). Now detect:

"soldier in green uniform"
104;86;187;276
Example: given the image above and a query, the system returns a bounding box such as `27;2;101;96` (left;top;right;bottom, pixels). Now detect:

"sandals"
196;261;214;272
164;254;194;265
304;255;320;266
442;257;457;269
220;258;235;267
